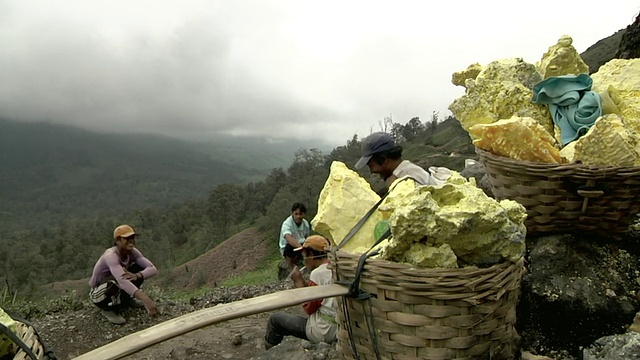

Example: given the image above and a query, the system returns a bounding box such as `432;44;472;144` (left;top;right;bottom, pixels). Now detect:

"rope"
363;298;382;360
335;229;390;360
336;193;388;250
341;296;362;360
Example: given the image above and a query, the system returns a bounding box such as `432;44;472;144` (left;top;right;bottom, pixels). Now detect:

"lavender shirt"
89;247;158;296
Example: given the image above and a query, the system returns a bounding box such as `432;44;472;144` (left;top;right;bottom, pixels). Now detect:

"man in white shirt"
264;235;337;348
355;132;436;188
279;202;311;270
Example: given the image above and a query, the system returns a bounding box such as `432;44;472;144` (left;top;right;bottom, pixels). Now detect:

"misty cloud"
0;1;638;146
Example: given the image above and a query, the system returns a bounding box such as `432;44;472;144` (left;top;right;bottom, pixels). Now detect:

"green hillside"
0;119;298;235
580;29;626;73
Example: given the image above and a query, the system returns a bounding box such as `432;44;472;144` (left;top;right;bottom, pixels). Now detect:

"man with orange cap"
89;224;159;324
264;235;337;348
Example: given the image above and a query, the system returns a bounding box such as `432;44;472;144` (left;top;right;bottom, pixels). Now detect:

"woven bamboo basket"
477;148;640;237
329;250;525;360
12;322;45;360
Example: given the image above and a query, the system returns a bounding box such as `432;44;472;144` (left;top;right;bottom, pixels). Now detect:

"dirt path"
32;282;302;360
122;312;273;360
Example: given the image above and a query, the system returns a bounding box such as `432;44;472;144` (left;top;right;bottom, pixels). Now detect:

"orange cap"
113;224;137;239
295;235;329;252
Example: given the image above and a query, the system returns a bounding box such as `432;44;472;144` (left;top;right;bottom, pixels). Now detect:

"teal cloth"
532;74;602;145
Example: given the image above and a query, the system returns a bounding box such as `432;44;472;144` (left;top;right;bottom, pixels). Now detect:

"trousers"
264;312;309;347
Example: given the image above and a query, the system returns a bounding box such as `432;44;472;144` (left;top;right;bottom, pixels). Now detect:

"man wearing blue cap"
355;132;434;188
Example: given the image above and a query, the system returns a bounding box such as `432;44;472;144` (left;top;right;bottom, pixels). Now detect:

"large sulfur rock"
311;161;382;253
470;116;562;163
560;114;640;166
591;59;640;133
537;35;589;79
378;173;527;266
476;58;542;88
449;58;552;136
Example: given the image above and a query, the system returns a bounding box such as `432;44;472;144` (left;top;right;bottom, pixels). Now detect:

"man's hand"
134;290;159;316
121;270;138;281
289;266;307;288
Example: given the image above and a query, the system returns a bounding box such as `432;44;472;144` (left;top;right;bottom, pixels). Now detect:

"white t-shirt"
393;160;435;185
305;263;338;343
278;215;310;255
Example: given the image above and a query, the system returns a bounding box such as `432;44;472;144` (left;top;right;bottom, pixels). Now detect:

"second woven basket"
477;148;640;237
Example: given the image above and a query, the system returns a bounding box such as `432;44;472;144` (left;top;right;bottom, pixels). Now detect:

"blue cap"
355;132;396;169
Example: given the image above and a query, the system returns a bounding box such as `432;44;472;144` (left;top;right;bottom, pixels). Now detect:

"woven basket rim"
331;248;521;275
476;148;640;172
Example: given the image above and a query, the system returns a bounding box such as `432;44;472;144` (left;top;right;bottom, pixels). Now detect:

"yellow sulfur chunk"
400;243;458;269
591;59;640;133
311;161;382;253
470;117;562;163
565;114;639;166
0;308;17;357
599;85;622;116
449;58;553;136
560;141;576;163
379;173;527;266
536;35;589;79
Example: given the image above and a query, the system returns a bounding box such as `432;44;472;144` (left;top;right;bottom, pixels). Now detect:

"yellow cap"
113;224;137;239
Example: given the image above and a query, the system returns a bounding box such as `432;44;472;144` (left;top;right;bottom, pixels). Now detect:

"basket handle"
576;189;604;198
577;179;605;212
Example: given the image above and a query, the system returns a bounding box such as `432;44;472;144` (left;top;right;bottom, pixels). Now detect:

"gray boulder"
518;234;640;357
459;162;493;197
583;332;640;360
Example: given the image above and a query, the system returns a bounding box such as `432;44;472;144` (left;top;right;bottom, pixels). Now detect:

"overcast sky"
1;1;638;146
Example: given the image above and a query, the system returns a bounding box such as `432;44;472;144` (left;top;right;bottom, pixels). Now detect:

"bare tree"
378;113;394;133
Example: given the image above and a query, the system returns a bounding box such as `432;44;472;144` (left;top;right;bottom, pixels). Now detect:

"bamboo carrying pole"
73;284;349;360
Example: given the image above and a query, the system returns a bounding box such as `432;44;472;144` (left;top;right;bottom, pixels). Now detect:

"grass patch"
221;264;278;287
1;287;87;320
402;143;437;161
222;244;281;287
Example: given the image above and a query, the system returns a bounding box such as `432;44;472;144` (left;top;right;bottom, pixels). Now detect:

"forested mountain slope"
0;119;299;235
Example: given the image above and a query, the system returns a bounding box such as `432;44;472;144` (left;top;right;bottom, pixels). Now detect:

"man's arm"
284;233;300;248
104;252;139;296
282;219;301;248
134;288;158;316
131;249;158;280
290;267;321;315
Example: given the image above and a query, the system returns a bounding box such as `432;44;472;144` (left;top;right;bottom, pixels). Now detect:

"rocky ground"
32;282;304;360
